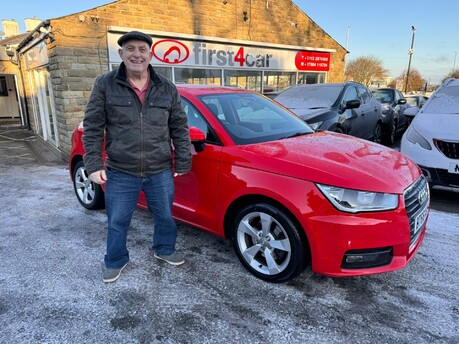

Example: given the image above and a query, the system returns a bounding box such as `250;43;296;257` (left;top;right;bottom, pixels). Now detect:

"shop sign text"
295;51;330;71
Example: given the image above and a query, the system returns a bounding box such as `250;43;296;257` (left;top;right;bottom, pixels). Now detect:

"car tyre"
231;203;306;282
384;119;397;146
332;127;344;134
73;160;105;210
373;123;382;144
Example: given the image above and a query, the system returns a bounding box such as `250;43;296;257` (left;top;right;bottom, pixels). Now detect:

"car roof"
442;78;459;87
371;87;395;91
176;84;254;96
288;83;347;88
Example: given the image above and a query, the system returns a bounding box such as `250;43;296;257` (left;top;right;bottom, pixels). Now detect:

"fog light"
342;247;393;269
346;255;364;263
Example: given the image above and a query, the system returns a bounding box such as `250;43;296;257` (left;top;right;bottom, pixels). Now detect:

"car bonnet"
413;111;459;141
222;131;421;194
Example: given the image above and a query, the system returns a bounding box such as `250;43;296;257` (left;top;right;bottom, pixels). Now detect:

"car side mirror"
398;99;407;105
342;99;361;112
189;126;206;153
403;107;419;119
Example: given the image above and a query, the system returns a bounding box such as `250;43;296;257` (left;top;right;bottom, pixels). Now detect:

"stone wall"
40;0;346;160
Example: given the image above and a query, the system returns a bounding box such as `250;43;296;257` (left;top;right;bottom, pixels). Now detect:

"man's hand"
89;170;107;185
174;172;187;177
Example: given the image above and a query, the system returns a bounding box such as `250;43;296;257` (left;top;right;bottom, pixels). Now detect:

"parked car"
401;78;459;191
405;95;429;109
372;88;410;145
70;85;429;282
273;82;383;143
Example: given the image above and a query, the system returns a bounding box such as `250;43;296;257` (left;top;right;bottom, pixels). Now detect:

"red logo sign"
295;51;330;71
152;39;190;64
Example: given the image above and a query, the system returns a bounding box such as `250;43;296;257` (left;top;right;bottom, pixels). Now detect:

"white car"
401;78;459;191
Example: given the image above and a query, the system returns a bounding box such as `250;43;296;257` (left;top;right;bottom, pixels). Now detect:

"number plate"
414;206;429;235
448;163;459;174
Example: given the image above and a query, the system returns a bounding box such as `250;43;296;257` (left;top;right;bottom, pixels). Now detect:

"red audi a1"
70;85;429;282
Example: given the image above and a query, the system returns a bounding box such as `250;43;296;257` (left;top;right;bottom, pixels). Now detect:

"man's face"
118;39;152;75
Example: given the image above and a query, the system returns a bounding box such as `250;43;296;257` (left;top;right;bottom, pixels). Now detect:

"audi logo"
152;39;189;64
417;187;428;205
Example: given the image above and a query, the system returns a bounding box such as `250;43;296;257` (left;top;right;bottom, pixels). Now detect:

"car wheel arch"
373;121;383;144
70;155;83;180
223;194;311;257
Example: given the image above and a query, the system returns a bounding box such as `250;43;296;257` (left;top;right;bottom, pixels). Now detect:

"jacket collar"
115;62;163;85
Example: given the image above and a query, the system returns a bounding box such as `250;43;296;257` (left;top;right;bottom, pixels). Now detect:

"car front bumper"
304;177;429;277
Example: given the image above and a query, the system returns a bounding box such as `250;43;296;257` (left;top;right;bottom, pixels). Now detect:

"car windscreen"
406;97;418;106
423;86;459;114
274;85;342;109
198;93;314;145
372;89;394;103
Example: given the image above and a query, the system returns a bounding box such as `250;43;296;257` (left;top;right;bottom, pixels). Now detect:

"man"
82;31;192;283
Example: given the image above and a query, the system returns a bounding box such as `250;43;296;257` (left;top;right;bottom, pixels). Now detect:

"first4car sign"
108;31;332;72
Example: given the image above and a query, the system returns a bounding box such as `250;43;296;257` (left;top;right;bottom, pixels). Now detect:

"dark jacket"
82;63;192;177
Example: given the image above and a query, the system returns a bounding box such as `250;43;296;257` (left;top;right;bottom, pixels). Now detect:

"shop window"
263;71;296;94
0;76;8;96
154;66;172;80
224;70;262;92
175;68;222;85
298;72;326;84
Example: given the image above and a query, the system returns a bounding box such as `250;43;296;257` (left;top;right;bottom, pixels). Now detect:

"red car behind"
70;85;429;282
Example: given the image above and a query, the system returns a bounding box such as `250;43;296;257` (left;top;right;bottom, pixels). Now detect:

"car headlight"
316;184;399;213
308;121;323;131
381;104;391;114
405;125;432;150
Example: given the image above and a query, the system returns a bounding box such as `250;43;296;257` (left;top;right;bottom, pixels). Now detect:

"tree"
344;56;388;86
442;69;459;82
398;68;426;93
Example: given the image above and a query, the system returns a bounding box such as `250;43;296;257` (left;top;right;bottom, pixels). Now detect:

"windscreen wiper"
280;131;310;139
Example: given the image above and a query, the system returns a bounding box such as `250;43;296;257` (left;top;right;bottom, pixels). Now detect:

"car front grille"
436;169;459;186
434;139;459;159
403;176;429;247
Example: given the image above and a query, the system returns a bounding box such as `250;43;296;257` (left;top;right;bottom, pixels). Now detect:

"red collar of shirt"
128;69;150;104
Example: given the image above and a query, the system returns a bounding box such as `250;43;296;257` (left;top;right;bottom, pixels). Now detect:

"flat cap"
117;31;153;47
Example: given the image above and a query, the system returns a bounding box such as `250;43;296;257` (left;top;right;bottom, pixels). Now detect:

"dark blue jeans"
104;168;177;269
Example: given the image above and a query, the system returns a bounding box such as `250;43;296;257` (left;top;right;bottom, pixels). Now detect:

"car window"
181;97;220;144
198;93;313;145
357;86;371;104
342;86;358;105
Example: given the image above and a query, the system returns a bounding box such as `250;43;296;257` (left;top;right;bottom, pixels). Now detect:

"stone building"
2;0;347;161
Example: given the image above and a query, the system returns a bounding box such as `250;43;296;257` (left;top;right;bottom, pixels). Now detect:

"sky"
1;0;458;85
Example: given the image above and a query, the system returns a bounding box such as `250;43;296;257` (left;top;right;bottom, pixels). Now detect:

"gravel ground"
1;129;458;343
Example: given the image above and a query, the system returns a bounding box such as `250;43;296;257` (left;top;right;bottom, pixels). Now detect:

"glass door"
29;68;59;147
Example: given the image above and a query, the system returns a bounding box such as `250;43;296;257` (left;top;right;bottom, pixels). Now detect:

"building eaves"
0;33;30;47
